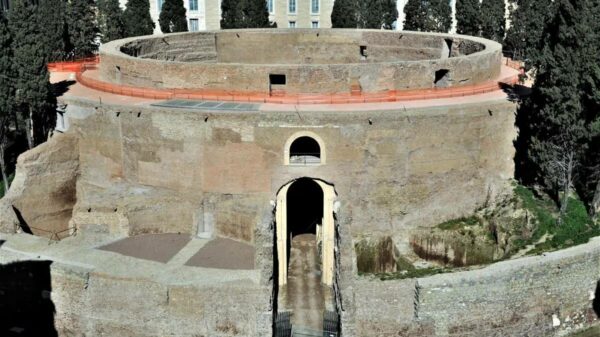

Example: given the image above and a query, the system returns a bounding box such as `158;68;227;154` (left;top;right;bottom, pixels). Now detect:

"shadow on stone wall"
0;260;57;337
594;280;600;318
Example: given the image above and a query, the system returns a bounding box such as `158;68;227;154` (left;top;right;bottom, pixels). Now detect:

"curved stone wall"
343;236;600;337
52;96;515;243
99;29;502;94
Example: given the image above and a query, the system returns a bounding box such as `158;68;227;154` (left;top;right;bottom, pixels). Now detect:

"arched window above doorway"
284;132;326;166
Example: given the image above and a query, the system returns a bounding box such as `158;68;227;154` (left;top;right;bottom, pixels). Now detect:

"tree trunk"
0;141;8;197
26;106;34;149
558;152;574;226
593;179;600;216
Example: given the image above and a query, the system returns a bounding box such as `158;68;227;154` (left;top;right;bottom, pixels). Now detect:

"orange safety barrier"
503;57;524;71
47;56;100;73
75;65;518;105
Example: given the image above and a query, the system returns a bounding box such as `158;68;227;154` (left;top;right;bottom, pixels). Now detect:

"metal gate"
274;310;339;337
274;311;292;337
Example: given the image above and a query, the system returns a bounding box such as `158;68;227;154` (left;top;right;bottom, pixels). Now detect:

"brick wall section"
99;30;502;94
344;237;600;337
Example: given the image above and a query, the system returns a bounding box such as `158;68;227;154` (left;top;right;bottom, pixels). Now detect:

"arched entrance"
275;178;336;286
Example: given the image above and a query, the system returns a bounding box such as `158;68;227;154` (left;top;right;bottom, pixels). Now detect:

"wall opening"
434;69;451;88
444;38;454;58
287;178;323;238
289;136;321;165
274;178;338;333
269;74;287;86
360;45;368;60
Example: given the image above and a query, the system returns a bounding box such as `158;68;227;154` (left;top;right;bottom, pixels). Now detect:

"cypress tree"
0;9;14;192
98;0;126;43
518;0;600;219
220;0;273;29
404;0;451;32
246;0;271;28
8;0;56;148
220;0;241;29
67;0;99;58
456;0;481;36
428;0;452;32
159;0;188;33
37;0;69;62
123;0;155;37
403;0;427;31
504;0;554;62
480;0;505;42
331;0;358;28
359;0;398;29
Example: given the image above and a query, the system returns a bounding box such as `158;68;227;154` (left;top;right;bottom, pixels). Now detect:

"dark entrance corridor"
277;178;334;333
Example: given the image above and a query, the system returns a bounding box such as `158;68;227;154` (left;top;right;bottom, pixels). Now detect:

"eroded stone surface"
0;133;78;236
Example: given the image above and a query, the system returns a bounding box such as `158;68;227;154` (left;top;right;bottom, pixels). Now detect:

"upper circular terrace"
79;29;515;104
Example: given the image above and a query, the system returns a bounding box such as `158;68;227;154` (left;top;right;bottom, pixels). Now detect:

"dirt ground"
185;237;255;270
99;233;190;263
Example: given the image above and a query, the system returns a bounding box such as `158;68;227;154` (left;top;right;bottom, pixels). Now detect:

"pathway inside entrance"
279;234;332;331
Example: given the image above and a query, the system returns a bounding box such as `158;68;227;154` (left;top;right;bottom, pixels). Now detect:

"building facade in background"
117;0;508;35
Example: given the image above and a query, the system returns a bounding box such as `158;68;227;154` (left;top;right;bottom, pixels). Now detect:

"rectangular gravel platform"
152;100;260;111
99;233;191;263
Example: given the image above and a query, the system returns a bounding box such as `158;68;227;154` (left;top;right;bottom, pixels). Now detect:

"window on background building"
288;0;296;13
189;18;199;31
312;21;319;28
267;0;273;13
189;0;198;11
311;0;319;13
157;0;163;10
289;21;296;28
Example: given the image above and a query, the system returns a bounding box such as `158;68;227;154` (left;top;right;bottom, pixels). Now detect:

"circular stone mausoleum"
0;29;598;337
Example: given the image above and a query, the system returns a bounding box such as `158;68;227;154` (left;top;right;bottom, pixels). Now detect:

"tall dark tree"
480;0;506;42
123;0;155;37
37;0;69;62
358;0;398;29
246;0;271;28
504;0;554;62
67;0;98;58
403;0;427;31
220;0;241;29
0;9;13;192
404;0;451;32
98;0;126;43
331;0;358;28
159;0;188;33
220;0;273;29
517;0;600;220
456;0;481;36
8;0;56;149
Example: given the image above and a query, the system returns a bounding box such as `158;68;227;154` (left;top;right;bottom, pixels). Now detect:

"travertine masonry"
343;237;600;337
100;30;502;94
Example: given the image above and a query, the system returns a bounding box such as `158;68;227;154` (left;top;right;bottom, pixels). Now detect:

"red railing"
74;65;518;104
47;56;99;73
46;55;521;104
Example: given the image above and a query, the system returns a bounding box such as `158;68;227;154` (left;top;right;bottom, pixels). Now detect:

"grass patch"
437;216;481;230
514;184;599;254
514;184;556;244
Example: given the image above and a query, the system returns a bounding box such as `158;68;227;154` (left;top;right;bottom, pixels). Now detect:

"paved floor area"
185;237;255;270
99;233;191;263
0;232;260;286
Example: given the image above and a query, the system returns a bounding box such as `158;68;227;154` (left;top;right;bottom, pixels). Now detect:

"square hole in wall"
270;74;287;86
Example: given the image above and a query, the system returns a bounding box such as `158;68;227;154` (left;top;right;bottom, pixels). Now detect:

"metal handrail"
14;222;77;244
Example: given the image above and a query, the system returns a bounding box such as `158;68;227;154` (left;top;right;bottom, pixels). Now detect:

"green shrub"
0;173;14;196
